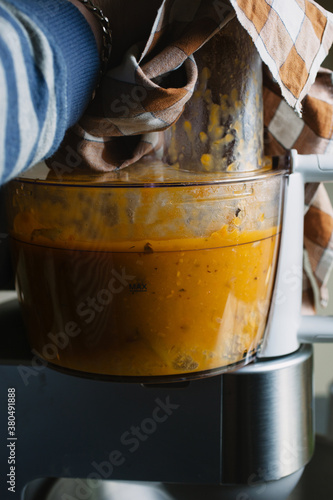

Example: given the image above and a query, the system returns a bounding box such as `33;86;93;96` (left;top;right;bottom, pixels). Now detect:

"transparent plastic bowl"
5;162;286;381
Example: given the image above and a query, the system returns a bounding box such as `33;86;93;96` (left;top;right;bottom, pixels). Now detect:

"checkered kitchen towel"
50;0;333;308
233;0;333;308
231;0;333;114
263;64;333;307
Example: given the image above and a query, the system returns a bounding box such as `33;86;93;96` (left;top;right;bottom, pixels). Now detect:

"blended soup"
7;166;283;379
11;226;280;378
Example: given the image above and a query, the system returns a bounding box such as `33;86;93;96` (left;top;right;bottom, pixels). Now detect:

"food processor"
1;17;333;500
5;160;285;381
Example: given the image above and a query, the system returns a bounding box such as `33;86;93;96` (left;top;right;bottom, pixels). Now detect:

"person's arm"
68;0;103;54
0;0;101;185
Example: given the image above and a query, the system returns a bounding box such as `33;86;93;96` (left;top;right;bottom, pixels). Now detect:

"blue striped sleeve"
0;0;100;185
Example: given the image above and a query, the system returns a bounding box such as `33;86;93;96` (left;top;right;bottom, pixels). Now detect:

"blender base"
24;434;333;500
23;469;305;500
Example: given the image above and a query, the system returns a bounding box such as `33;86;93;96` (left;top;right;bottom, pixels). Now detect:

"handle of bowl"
291;150;333;182
291;150;333;344
298;316;333;342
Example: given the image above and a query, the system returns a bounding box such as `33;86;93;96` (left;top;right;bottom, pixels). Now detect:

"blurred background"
311;0;333;403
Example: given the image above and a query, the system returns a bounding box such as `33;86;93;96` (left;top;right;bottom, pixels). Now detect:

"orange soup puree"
11;225;280;378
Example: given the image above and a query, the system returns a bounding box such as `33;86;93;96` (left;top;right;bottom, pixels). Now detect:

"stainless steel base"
221;345;314;483
23;435;333;500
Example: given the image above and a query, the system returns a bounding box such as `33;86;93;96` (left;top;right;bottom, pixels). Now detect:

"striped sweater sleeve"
0;0;100;185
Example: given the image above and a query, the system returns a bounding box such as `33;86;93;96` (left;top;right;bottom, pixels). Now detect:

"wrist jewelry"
77;0;112;79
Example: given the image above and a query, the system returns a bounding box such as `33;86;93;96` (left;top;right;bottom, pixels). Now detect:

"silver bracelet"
77;0;112;79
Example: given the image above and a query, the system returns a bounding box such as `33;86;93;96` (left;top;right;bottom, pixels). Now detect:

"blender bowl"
5;161;285;381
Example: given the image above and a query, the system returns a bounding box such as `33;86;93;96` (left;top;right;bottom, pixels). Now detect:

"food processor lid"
13;160;288;188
